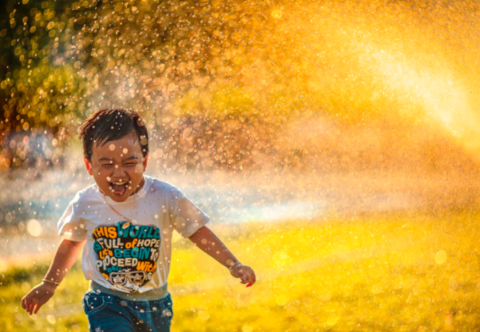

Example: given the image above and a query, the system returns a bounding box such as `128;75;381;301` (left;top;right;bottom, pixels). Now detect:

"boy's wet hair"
78;109;148;162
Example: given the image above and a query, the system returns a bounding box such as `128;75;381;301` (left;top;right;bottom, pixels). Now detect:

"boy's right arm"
21;238;85;315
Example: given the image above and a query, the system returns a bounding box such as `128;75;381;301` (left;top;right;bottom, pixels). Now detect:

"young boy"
21;109;256;331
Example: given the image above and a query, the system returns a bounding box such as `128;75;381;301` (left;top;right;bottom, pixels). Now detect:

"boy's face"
84;131;148;202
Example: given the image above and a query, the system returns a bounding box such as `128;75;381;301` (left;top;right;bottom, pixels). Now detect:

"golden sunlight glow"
3;1;480;330
366;47;480;154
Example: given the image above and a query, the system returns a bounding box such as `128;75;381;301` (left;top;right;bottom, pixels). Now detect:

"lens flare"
26;219;42;237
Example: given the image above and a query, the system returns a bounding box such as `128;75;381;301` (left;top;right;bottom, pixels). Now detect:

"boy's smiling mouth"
109;180;131;196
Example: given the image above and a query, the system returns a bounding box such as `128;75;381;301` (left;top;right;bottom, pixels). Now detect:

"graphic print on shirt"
92;221;161;292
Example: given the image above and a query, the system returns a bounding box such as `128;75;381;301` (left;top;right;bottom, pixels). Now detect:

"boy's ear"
143;154;149;171
84;157;93;176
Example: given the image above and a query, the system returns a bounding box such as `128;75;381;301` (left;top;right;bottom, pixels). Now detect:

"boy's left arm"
188;226;256;287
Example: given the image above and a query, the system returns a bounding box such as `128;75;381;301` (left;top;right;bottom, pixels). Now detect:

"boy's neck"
131;176;145;196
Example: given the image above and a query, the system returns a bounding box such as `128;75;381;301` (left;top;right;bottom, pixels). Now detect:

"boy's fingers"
236;269;247;279
245;269;255;282
33;303;42;314
241;271;256;284
246;275;255;287
245;271;256;287
234;266;256;286
32;303;39;315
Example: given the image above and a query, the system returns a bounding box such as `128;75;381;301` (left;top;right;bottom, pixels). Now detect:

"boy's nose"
112;165;127;176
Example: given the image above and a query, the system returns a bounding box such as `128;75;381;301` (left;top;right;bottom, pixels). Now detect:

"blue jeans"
82;291;173;332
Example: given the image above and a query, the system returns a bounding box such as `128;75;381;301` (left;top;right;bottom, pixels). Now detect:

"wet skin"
84;131;149;203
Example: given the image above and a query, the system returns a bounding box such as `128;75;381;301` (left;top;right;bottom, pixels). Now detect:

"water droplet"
271;9;282;19
435;250;447;264
46;315;56;324
27;219;42;237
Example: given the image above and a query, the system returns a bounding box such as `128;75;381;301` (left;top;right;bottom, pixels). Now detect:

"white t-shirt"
58;174;210;294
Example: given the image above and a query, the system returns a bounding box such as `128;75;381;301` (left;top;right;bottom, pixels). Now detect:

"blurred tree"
0;0;284;171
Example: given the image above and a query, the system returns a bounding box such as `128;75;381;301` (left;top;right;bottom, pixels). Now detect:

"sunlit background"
1;0;480;331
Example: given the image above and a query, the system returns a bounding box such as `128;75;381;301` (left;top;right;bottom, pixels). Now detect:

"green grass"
1;212;480;331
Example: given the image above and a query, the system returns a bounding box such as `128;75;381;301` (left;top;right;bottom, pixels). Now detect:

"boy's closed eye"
101;163;138;167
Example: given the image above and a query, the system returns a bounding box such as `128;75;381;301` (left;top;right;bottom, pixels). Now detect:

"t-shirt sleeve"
57;192;87;242
170;187;210;238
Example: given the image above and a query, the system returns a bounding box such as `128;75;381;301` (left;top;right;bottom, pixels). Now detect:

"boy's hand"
229;263;256;287
21;282;57;315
